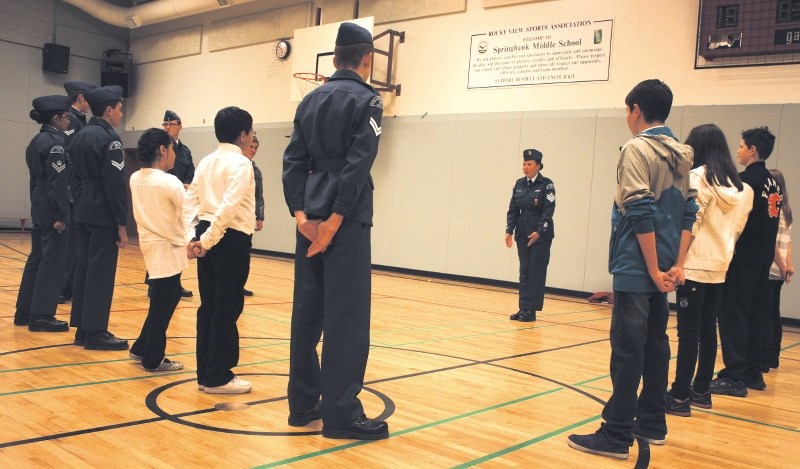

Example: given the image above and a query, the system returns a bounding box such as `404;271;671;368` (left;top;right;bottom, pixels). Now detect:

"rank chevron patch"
51;160;66;173
111;159;125;171
369;116;381;136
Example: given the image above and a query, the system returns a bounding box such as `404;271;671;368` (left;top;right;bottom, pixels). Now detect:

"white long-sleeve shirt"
129;168;188;278
183;143;255;249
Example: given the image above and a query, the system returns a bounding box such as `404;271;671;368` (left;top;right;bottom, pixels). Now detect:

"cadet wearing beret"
13;95;73;332
59;80;97;304
283;21;389;440
68;85;129;350
505;148;556;322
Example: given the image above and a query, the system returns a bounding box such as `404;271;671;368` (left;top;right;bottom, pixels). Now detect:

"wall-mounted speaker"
43;43;70;74
101;50;133;97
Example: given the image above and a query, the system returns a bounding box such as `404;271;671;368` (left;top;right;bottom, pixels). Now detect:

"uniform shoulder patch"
50;145;65;154
546;183;554;190
51;160;66;173
370;96;383;108
109;140;123;151
64;129;75;136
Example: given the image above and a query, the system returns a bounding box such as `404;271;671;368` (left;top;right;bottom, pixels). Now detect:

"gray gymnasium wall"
119;103;800;319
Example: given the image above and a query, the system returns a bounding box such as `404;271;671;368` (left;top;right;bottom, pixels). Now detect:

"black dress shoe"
746;379;766;391
322;415;389;440
84;331;129;350
28;317;69;332
180;287;193;298
242;288;254;297
288;404;322;427
509;310;523;320
74;328;85;346
518;310;537;322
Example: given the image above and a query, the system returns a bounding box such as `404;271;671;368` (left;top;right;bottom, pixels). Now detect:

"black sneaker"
709;377;748;397
689;387;712;409
509;310;523;320
666;392;690;417
517;310;537;322
567;430;629;460
746;379;766;391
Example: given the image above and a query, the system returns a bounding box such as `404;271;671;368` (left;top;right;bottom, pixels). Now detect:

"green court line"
781;340;800;351
452;414;603;468
253;387;565;468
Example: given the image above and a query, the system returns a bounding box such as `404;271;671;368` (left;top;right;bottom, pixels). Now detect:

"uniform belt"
309;159;347;172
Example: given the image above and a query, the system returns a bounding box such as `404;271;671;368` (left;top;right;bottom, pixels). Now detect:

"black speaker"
101;52;132;97
43;43;70;74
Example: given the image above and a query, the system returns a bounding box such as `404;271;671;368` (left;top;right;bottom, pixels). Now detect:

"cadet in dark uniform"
59;81;96;304
505;149;556;322
144;110;193;298
13;95;73;332
242;134;263;297
69;85;129;350
282;22;389;440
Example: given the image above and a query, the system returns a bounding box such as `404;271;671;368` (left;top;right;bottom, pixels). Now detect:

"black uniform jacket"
283;69;383;226
26;125;70;225
70;116;128;227
167;140;194;184
64;106;88;203
506;173;556;242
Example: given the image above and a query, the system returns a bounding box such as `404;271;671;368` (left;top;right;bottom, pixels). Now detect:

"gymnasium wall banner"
468;19;613;89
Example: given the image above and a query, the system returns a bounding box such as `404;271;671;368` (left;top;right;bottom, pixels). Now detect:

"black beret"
164;110;180;122
32;95;72;114
64;81;97;93
336;22;373;46
85;85;123;107
523;148;543;167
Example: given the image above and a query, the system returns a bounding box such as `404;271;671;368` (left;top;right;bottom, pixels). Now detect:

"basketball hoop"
293;72;327;98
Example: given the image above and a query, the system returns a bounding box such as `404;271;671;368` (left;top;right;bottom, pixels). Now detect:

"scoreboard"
699;0;800;59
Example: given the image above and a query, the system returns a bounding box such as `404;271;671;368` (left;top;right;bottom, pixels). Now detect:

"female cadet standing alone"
13;95;73;332
505;149;556;322
128;128;187;371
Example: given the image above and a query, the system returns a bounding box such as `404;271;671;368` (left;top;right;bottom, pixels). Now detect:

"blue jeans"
601;291;670;445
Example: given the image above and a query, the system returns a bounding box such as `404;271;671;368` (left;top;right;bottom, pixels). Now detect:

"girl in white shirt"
129;128;188;371
667;124;752;415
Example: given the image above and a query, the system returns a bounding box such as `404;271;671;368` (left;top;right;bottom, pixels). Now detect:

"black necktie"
526;179;533;188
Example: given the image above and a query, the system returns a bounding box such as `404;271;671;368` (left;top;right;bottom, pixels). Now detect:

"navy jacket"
167;140;194;184
70;117;128;227
283;69;383;225
506;173;556;242
26;125;70;225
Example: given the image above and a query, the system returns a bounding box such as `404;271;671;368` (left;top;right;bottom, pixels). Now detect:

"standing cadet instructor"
282;22;389;440
59;81;96;304
69;85;129;350
505;149;556;322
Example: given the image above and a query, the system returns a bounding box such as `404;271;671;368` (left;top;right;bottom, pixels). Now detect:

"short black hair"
625;79;673;123
67;90;83;104
741;126;776;160
214;106;253;144
136;128;172;166
334;43;374;69
89;100;121;118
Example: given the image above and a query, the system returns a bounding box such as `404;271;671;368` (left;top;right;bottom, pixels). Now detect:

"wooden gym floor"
1;231;798;468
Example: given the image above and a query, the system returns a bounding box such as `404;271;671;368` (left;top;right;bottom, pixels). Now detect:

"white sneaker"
128;352;142;361
144;357;184;372
203;376;252;394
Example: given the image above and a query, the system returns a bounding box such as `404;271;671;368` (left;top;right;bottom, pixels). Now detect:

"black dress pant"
288;221;371;428
69;223;119;332
670;280;721;398
195;225;251;387
131;274;181;369
15;223;68;321
516;238;552;311
61;203;77;298
718;261;770;384
760;279;784;369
